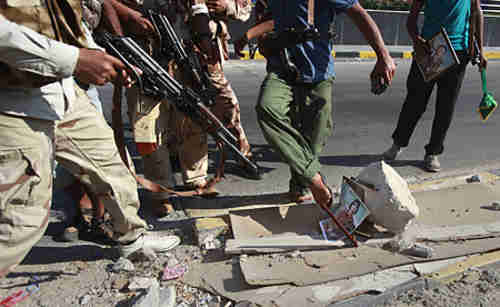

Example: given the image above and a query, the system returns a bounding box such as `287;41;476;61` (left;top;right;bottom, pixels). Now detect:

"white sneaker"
119;233;181;258
382;144;403;161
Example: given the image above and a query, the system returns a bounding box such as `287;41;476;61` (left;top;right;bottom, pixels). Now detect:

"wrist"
375;47;390;62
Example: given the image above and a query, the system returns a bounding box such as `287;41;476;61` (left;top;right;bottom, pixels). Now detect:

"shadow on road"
21;245;115;265
320;154;423;170
179;191;301;211
3;270;77;289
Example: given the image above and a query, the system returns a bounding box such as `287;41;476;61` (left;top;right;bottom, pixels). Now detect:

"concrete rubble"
5;166;500;307
357;161;419;233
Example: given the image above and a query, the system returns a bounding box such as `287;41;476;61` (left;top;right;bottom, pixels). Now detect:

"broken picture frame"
319;177;371;242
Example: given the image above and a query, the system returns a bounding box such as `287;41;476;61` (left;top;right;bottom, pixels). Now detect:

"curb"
329;277;443;307
232;50;500;61
330;249;500;307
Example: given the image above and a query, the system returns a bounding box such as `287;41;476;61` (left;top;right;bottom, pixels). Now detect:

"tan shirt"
0;16;80;120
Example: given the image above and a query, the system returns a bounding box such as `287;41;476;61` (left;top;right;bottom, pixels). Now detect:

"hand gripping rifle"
93;32;260;178
146;10;218;106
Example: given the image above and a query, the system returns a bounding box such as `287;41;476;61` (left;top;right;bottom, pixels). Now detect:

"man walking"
0;5;178;276
382;0;487;172
256;0;396;209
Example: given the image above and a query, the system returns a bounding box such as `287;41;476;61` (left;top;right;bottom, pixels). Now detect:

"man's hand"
413;35;431;58
75;49;133;87
127;10;155;36
371;54;396;87
479;54;488;71
207;0;228;14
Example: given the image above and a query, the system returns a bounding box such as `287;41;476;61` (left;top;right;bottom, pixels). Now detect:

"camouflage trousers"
127;88;176;200
173;59;251;186
0;87;146;277
129;59;250;187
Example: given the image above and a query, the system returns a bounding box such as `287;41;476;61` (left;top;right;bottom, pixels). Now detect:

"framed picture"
319;177;370;242
414;27;460;82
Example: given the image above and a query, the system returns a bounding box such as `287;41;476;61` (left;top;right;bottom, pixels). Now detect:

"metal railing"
482;0;500;14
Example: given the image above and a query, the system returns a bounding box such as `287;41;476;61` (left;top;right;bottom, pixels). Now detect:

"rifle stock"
93;32;260;177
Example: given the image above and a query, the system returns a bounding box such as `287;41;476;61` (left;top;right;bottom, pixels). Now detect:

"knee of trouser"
0;149;51;270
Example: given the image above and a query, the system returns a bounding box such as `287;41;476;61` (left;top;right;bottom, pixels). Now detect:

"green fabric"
256;72;334;190
478;69;498;121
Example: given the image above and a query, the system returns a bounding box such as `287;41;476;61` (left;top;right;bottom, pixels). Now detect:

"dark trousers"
392;51;468;155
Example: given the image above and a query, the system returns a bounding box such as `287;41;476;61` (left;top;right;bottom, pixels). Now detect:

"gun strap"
481;68;487;94
468;0;476;58
307;0;315;27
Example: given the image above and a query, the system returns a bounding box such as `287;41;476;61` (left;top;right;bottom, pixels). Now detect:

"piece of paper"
162;263;188;280
319;178;370;241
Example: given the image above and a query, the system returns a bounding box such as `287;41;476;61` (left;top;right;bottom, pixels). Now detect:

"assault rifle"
146;10;218;106
93;32;260;179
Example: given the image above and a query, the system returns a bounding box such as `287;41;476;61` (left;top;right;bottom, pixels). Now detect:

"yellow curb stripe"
484;51;500;59
425;250;500;283
236;50;500;60
359;51;377;58
403;51;413;59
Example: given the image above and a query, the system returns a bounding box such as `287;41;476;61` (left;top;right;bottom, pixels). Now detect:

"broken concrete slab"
239;246;413;286
181;259;292;307
238;237;500;287
224;204;349;254
181;258;418;307
229;204;326;240
225;235;344;254
412;257;468;275
361;221;500;249
193;217;230;247
357;161;419;233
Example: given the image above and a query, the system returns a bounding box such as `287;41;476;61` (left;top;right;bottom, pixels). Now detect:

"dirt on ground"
383;268;500;307
0;209;223;307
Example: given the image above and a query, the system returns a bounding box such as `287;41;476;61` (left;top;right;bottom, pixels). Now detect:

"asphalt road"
98;60;500;197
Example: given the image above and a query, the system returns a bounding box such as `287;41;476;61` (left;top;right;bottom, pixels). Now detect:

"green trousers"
256;72;334;195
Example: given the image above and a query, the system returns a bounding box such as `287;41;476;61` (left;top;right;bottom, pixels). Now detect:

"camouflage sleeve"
225;0;251;22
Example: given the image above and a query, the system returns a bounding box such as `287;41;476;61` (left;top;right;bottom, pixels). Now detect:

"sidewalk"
231;45;500;60
181;165;500;307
